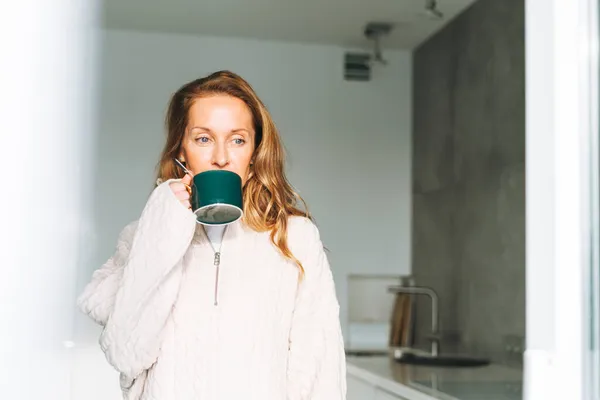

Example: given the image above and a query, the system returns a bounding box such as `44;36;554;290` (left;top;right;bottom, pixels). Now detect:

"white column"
0;1;99;399
525;0;597;399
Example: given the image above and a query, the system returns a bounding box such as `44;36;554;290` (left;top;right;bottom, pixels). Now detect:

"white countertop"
346;355;523;400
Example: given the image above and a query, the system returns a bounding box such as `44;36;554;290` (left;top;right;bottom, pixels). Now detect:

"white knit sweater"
77;180;347;400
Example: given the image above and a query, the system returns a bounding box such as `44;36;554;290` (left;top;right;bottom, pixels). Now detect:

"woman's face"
180;95;256;185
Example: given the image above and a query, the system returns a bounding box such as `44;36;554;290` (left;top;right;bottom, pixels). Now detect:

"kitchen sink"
394;352;490;367
345;347;490;367
345;349;389;357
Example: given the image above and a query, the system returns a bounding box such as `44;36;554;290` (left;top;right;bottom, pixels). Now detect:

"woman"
77;70;346;399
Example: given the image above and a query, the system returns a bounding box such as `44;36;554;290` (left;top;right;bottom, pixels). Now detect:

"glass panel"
588;0;600;397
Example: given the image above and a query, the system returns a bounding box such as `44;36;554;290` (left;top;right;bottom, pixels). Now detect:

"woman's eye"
233;138;245;145
196;136;210;143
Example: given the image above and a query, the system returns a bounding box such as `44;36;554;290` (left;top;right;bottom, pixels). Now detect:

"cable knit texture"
77;180;347;399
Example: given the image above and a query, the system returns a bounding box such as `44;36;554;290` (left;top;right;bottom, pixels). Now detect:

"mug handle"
185;183;193;198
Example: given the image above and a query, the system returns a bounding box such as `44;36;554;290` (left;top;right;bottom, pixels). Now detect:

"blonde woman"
77;70;346;399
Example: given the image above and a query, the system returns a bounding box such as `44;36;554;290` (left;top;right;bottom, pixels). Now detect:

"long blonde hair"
157;70;310;273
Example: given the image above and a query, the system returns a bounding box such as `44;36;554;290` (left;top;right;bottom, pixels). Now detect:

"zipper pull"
213;252;221;306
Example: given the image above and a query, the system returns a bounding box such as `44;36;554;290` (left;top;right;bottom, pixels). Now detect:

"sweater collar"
192;219;246;245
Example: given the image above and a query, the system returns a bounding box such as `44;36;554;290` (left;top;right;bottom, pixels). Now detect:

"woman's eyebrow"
189;126;211;131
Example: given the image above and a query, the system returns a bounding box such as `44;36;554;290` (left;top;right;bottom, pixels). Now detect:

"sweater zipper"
206;226;227;307
213;251;220;306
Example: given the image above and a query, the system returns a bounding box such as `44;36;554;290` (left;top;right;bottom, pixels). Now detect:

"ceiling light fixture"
424;0;444;19
364;22;394;65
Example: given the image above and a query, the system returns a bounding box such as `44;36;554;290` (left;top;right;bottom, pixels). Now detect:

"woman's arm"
286;218;347;400
76;220;136;326
77;180;196;380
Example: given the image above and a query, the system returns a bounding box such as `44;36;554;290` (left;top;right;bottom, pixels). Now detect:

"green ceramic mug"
190;170;243;226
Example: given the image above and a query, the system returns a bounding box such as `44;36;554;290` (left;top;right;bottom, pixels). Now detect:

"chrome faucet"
387;285;440;357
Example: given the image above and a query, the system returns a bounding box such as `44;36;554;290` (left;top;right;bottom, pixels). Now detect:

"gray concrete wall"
412;0;525;364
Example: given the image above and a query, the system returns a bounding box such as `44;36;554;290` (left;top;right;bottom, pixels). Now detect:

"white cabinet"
347;374;376;400
347;375;410;400
374;387;409;400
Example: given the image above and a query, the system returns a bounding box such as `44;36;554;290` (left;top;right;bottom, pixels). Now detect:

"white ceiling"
102;0;478;50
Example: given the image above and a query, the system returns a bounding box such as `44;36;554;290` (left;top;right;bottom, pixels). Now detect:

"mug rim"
193;203;243;226
192;169;241;179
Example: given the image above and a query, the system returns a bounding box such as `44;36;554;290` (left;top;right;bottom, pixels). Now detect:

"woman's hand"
169;174;192;210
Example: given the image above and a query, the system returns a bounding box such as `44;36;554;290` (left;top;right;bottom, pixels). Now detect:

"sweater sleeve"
286;219;347;400
77;180;196;381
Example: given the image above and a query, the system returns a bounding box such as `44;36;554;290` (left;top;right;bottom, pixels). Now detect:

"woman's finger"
171;182;186;193
182;173;192;186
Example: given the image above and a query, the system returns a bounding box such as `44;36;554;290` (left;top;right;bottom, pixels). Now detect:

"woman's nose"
211;143;230;167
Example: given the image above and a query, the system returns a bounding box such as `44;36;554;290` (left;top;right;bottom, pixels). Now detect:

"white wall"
73;28;412;396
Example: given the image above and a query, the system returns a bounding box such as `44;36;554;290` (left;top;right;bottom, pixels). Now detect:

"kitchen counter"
346;355;523;400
